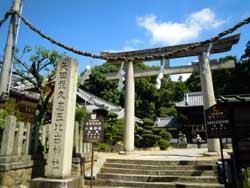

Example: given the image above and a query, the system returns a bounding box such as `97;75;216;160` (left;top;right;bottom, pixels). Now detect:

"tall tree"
13;46;65;126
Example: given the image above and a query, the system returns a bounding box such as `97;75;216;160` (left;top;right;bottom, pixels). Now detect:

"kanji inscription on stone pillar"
46;58;78;178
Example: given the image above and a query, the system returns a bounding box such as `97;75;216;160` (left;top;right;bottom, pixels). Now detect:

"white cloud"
105;46;137;53
122;46;137;51
122;39;144;51
125;39;144;46
137;8;225;45
105;39;144;52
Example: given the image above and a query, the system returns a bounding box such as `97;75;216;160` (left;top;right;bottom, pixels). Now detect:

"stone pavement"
95;148;230;161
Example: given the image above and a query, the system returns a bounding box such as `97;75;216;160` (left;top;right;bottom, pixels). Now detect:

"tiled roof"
175;92;203;107
10;87;40;101
217;94;250;103
77;88;143;124
154;116;182;128
77;88;122;112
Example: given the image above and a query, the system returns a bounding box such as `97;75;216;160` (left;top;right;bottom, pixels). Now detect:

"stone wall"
0;167;32;188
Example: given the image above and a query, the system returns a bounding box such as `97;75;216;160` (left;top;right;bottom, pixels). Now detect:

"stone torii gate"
102;34;240;153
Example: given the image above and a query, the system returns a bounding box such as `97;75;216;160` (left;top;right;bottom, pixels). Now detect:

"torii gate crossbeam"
104;59;235;80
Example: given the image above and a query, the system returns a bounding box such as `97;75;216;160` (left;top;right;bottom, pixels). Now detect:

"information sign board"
83;114;104;143
205;105;231;138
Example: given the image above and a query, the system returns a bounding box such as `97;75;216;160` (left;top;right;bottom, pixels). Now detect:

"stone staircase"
86;159;224;188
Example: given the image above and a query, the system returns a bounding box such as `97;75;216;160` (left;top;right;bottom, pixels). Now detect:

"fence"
0;115;91;187
0;115;31;157
0;115;91;158
38;122;92;157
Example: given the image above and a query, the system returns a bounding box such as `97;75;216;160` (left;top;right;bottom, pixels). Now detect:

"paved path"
96;148;231;161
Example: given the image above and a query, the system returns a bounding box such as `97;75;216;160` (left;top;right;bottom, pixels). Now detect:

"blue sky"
1;0;250;80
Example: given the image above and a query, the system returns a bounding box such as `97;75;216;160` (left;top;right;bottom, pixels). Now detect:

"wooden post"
90;143;94;188
0;0;22;100
219;137;226;184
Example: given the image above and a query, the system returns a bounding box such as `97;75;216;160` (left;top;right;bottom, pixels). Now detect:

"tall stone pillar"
31;58;82;188
46;58;78;178
199;52;220;153
124;61;135;152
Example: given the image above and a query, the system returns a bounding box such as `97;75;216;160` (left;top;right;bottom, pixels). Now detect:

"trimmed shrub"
160;131;172;141
159;139;170;150
97;143;112;152
140;134;161;148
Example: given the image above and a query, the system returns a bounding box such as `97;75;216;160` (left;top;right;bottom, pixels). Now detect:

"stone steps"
101;167;217;176
106;159;216;166
86;179;224;188
103;163;216;170
86;159;224;188
97;173;220;183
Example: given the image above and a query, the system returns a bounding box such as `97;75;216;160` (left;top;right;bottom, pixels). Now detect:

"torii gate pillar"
124;61;135;151
199;52;220;153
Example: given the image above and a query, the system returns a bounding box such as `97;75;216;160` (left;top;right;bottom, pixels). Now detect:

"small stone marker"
0;115;16;156
23;122;31;155
46;58;78;178
79;125;83;154
74;122;80;153
13;121;24;155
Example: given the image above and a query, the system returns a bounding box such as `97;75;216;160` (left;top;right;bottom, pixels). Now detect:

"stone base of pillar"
204;151;229;157
203;152;219;156
30;176;83;188
118;151;135;155
207;138;220;153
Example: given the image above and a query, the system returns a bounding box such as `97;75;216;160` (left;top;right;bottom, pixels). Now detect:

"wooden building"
175;92;206;143
154;116;182;140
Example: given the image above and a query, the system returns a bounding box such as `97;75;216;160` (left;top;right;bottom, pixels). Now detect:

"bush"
97;143;112;152
0;109;8;129
104;118;124;145
160;131;172;141
75;107;87;125
159;139;170;150
112;141;124;152
142;118;154;125
140;134;161;148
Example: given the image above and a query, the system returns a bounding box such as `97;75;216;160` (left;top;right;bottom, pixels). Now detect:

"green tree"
13;46;65;126
0;109;8;128
81;63;122;105
102;113;124;145
185;72;201;92
75;106;88;126
0;98;22;128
